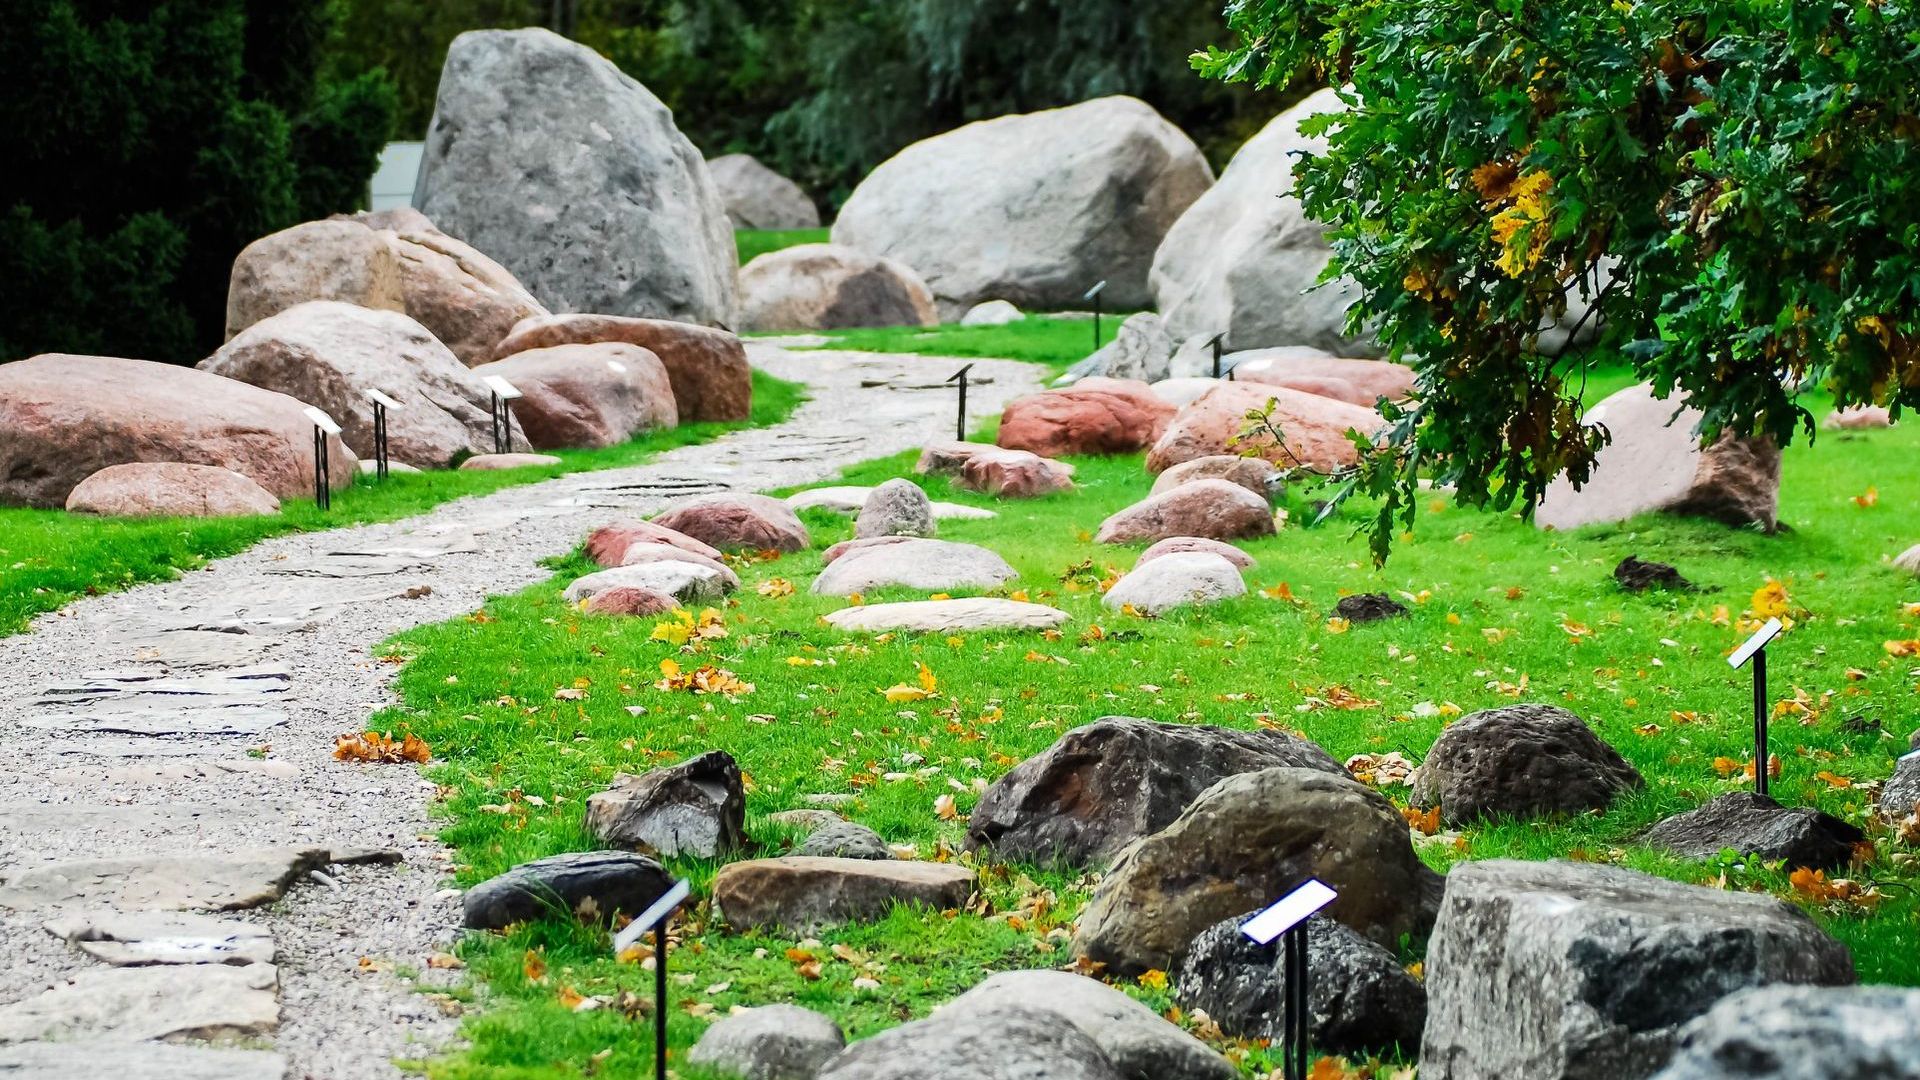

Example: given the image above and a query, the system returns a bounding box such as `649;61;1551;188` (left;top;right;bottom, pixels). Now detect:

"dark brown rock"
1640;792;1864;870
711;857;975;934
1615;555;1695;592
1334;593;1408;623
462;851;674;930
584;750;746;858
1412;704;1643;826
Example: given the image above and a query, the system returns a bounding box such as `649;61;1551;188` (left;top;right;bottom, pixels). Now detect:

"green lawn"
735;228;830;264
0;371;804;637
777;314;1106;375
382;362;1920;1077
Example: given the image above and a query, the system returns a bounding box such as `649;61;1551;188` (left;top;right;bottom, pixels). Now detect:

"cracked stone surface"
0;345;1041;1078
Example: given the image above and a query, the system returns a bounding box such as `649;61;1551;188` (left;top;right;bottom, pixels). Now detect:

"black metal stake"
491;393;511;455
1210;332;1226;379
947;363;975;441
1283;922;1310;1080
1092;293;1102;351
654;919;668;1080
311;426;331;511
373;401;390;480
1753;647;1769;798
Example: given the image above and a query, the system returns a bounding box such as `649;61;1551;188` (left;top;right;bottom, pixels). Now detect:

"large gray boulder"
739;244;937;332
416;28;736;324
200;300;512;468
1420;860;1855;1080
940;970;1236;1080
1073;767;1445;975
584;750;746;858
816;1003;1124;1080
1536;383;1781;531
833;96;1213;318
688;1004;845;1080
708;153;821;230
1881;750;1920;820
1652;985;1920;1080
965;716;1343;867
1150;88;1374;355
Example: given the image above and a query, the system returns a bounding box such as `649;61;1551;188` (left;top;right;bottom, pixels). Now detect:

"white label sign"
302;406;343;436
365;388;403;410
1728;617;1783;669
1241;878;1337;945
1083;279;1108;300
612;878;691;954
482;375;523;400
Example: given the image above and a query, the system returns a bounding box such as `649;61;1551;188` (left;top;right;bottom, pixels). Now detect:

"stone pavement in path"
0;346;1042;1079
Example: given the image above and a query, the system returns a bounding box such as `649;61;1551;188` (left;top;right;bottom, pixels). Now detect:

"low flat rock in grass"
812;538;1017;596
585;750;746;858
1097;478;1276;544
202;299;510;467
1412;703;1642;826
797;821;891;860
654;492;809;552
0;846;356;911
1073;767;1444;975
712;856;975;935
788;486;995;521
689;1004;845;1080
45;910;275;966
0;1043;284;1079
1229;351;1416;407
823;598;1069;633
1101;552;1246;615
739;243;937;332
616;542;740;589
1149;454;1279;498
966;716;1343;868
494;314;751;423
1146;381;1382;475
66;463;279;518
940;970;1236;1080
708;153;821;229
1879;750;1920;821
563;561;731;605
915;441;998;477
962;300;1024;326
1176;912;1426;1056
1893;542;1920;576
587;519;723;565
458;452;561;470
955;448;1076;499
855;477;936;539
996;378;1177;458
1419;860;1855;1080
1640;792;1864;870
0;963;279;1043
462;851;674;930
1651;985;1920;1080
581;586;679;617
1536;383;1781;531
817;1002;1125;1080
0;354;354;508
471;342;677;450
1137;536;1255;569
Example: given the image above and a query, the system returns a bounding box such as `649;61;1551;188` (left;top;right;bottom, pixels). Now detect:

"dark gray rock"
1175;913;1425;1056
1880;750;1920;821
940;970;1236;1080
816;1002;1125;1080
1412;703;1643;825
796;821;891;861
712;857;975;935
584;749;746;858
1615;555;1694;592
1651;985;1920;1080
1333;593;1408;623
462;851;674;930
1419;859;1855;1080
964;716;1344;868
1640;792;1864;870
688;1003;845;1080
416;28;735;324
1073;767;1445;975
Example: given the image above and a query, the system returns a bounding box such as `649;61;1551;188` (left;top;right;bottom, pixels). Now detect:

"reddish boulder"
996;378;1176;458
956;448;1076;499
0;354;354;508
352;208;550;366
581;586;681;616
1231;352;1415;406
1146;382;1382;475
738;243;938;332
1096;480;1276;544
915;441;999;477
1149;455;1279;499
1137;536;1256;570
224;219;405;339
65;463;281;518
494;314;751;423
473;343;678;450
653;493;810;552
586;520;724;566
821;535;922;566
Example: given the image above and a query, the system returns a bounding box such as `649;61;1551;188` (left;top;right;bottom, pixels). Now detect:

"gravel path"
0;346;1043;1079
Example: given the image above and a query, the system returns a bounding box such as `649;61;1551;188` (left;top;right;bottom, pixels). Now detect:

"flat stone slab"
0;1042;285;1079
263;553;434;578
0;846;341;911
0;803;289;844
810;539;1017;596
45;910;276;966
122;630;271;669
22;704;288;738
0;963;279;1043
786;486;996;520
37;666;290;702
822;598;1069;633
711;855;976;934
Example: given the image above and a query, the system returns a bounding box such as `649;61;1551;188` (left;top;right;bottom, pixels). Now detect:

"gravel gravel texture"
0;346;1042;1078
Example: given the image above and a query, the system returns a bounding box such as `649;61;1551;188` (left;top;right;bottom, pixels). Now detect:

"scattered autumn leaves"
333;730;430;764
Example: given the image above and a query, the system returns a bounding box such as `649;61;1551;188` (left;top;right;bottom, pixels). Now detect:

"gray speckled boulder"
688;1004;845;1080
796;821;891;861
1175;912;1425;1056
817;1003;1125;1080
1640;792;1863;870
709;153;820;230
811;539;1015;596
462;851;673;929
1651;985;1920;1080
584;750;746;858
1099;552;1246;615
940;970;1235;1080
1419;860;1855;1080
1411;703;1642;825
1880;750;1920;820
416;28;736;324
854;478;935;540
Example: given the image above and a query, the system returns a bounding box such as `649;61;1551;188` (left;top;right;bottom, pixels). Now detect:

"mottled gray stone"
1412;703;1642;825
941;969;1235;1080
688;1003;845;1080
796;821;891;861
1652;985;1920;1080
1641;792;1864;870
816;1002;1125;1080
584;750;747;858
